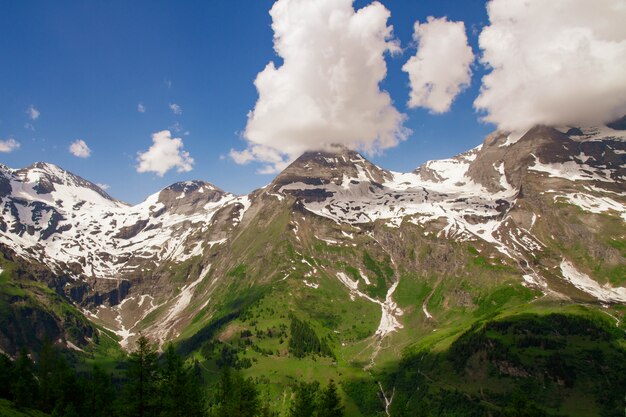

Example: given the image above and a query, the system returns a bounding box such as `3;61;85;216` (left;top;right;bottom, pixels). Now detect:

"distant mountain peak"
156;180;229;214
5;161;119;203
272;146;391;193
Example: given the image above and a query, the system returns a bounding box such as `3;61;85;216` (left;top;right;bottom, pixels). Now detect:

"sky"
1;0;624;203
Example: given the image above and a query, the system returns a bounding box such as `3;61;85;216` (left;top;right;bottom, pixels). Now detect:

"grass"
362;251;393;299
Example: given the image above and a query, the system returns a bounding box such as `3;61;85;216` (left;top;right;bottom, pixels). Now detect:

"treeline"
0;336;205;417
288;315;334;359
0;335;345;417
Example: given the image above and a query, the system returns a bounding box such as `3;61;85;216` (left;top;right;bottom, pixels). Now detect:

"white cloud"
229;148;255;165
169;103;182;115
402;17;474;113
0;138;20;153
475;0;626;131
69;139;91;158
24;123;35;131
138;103;146;113
26;105;40;120
96;183;110;191
232;0;408;173
136;130;194;176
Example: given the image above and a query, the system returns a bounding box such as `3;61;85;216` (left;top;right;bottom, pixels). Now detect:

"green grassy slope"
164;194;626;416
0;251;123;363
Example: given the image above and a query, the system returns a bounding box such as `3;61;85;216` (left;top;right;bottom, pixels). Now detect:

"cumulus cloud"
231;0;408;173
402;17;474;113
0;138;20;153
69;139;91;158
136;130;194;176
26;105;40;120
475;0;626;131
169;103;182;115
138;103;146;113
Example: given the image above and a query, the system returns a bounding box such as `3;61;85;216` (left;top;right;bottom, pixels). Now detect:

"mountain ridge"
0;123;625;356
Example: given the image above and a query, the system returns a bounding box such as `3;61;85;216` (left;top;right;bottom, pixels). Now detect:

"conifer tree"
159;344;206;417
210;367;259;417
37;339;58;411
318;380;344;417
83;365;117;417
288;381;320;417
37;340;78;413
12;348;37;408
122;335;159;417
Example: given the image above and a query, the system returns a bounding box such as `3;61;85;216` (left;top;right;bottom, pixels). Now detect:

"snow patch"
529;155;617;183
358;269;371;286
555;193;625;221
303;280;319;289
560;260;626;303
66;341;84;352
335;272;403;338
569;126;626;142
336;272;359;292
499;130;526;147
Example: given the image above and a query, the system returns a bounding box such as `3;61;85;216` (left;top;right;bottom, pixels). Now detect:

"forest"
0;335;344;417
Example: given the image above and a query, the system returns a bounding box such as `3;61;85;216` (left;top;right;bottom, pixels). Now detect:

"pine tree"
83;365;117;417
288;381;320;417
210;367;259;417
122;335;159;417
318;380;344;417
258;387;278;417
11;348;37;408
37;339;57;411
37;340;78;413
159;344;206;417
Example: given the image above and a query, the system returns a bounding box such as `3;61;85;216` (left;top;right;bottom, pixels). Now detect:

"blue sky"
0;1;496;203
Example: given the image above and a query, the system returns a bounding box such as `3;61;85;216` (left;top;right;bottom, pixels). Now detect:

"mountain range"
1;123;625;416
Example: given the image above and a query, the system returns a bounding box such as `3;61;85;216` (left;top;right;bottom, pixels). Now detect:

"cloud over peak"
232;0;409;173
403;17;474;114
475;0;626;131
136;130;194;177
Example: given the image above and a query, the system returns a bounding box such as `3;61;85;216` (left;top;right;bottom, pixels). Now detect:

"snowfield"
0;163;244;278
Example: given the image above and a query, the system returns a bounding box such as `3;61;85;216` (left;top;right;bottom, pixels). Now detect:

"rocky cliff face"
0;123;624;353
